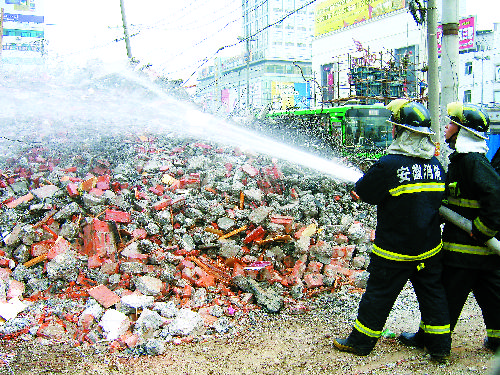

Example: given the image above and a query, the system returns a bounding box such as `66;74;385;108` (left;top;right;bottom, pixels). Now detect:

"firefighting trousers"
350;260;451;355
442;265;500;344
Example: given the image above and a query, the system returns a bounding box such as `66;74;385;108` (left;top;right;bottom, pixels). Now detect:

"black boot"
333;330;377;356
484;337;500;352
398;331;424;349
429;353;450;364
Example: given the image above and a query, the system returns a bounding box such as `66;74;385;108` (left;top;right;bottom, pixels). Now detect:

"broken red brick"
259;267;283;284
243;226;266;244
78;313;95;331
179;259;196;270
0;268;12;280
149;184;165;196
193;267;216;288
307;261;324;274
198;308;218;326
83;219;116;257
232;262;246;278
5;193;34;209
96;174;110;189
242;164;259;177
304;273;324;288
269;215;293;225
47;237;71;260
7;279;25;299
135;189;148;200
89;188;104;196
179;177;200;189
66;183;79;197
88;254;104;269
104;209;131;223
153;198;172;211
334;233;349;244
120;332;140;348
80;176;97;192
132;228;148;239
63;166;77;173
31;239;55;257
88;284;120;308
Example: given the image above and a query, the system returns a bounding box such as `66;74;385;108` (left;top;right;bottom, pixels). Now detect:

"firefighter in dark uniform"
333;100;451;361
400;103;500;352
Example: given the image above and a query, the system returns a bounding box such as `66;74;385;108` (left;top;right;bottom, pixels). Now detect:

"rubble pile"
0;132;376;356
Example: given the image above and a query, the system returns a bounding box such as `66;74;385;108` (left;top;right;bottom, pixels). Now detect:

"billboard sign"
1;0;45;64
315;0;405;36
437;16;476;54
271;82;311;110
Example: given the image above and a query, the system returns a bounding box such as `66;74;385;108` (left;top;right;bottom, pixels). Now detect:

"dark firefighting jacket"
355;153;445;266
442;151;500;269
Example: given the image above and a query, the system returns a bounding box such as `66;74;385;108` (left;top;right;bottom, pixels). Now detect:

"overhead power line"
182;0;318;85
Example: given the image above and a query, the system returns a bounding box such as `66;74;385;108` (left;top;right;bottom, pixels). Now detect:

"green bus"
267;103;393;160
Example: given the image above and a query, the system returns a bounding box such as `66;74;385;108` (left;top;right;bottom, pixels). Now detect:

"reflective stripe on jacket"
355;154;445;263
442;152;500;269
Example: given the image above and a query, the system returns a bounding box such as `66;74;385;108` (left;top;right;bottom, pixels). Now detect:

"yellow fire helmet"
386;99;434;135
447;102;489;139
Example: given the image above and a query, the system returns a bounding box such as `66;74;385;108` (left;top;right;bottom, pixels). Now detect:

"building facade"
1;0;44;65
312;0;500;113
195;0;315;114
458;24;500;130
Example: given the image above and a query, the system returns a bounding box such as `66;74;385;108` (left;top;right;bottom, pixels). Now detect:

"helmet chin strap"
446;128;459;148
394;125;405;138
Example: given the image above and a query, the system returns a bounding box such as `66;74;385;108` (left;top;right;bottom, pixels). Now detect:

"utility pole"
474;46;490;107
246;37;250;111
441;0;459;131
0;8;4;61
119;0;132;60
238;35;254;113
427;0;440;141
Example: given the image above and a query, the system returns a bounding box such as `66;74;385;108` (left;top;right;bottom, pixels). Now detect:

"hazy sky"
42;0;243;83
39;0;497;84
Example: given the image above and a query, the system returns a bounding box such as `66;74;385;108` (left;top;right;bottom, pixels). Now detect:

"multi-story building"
195;0;315;114
459;25;500;129
313;1;500;109
196;0;499;123
1;0;45;65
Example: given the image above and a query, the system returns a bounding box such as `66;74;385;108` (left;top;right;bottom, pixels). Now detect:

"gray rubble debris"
167;308;203;336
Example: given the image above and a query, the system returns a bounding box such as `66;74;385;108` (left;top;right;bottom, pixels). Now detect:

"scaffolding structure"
321;46;427;106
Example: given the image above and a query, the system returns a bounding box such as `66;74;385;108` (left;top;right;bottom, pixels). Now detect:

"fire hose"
439;206;500;256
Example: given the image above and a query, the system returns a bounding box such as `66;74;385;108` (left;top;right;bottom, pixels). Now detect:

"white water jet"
0;63;363;184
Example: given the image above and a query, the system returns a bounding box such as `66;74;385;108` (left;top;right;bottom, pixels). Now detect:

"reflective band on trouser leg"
419;321;451;335
354;319;382;338
487;329;500;339
372;242;442;262
474;217;498;238
443;242;496;256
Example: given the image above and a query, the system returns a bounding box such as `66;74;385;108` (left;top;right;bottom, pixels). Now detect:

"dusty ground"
1;286;498;375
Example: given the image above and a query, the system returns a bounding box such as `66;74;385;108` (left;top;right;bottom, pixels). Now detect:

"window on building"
494;91;500;104
496;66;500;82
465;62;472;75
463;90;472;103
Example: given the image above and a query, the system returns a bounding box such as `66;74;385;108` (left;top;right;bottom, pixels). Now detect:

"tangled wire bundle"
409;0;426;25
